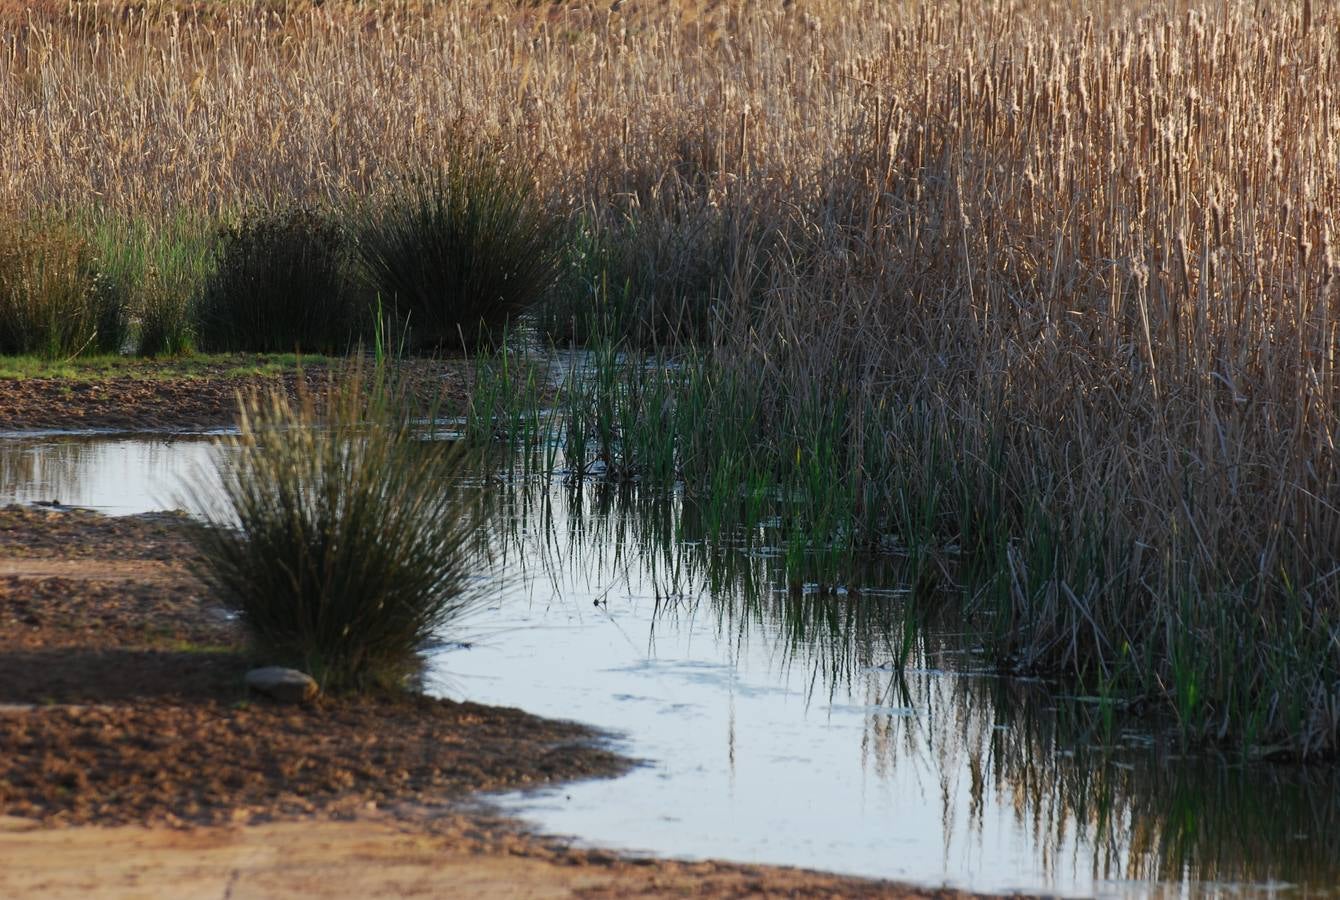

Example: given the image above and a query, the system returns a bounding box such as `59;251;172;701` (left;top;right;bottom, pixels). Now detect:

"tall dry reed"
4;0;1338;754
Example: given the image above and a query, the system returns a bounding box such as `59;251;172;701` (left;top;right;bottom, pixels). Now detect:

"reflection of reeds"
888;638;1340;890
0;442;39;501
910;671;1340;890
495;475;923;703
0;439;85;504
501;472;1340;891
188;362;493;691
0;436;170;507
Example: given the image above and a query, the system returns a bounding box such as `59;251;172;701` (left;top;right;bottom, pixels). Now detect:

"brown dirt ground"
0;815;978;900
0;505;627;828
0;374;273;431
0;504;991;898
0;359;473;432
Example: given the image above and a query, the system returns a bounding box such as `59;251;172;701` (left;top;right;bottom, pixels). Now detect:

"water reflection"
1;435;1337;895
476;476;1340;896
496;477;923;699
0;433;223;513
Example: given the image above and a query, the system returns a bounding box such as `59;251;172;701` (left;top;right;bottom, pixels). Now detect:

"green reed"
462;331;1340;758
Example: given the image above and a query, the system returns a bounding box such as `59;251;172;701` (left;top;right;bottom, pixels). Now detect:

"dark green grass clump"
196;206;362;354
189;364;491;691
358;152;564;351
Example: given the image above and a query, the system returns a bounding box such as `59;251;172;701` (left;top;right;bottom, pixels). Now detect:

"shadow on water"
2;434;1339;894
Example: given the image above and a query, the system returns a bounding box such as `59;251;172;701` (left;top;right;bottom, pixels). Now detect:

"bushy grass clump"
358;152;564;351
0;217;102;358
189;362;492;691
197;206;363;354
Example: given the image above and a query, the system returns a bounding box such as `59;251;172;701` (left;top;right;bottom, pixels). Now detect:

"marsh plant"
88;213;218;358
7;0;1340;754
189;363;492;691
83;217;144;355
0;217;101;358
358;152;564;351
197;206;361;354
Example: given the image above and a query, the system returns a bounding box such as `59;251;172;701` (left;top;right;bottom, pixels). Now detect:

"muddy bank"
0;373;273;432
0;505;626;826
0;358;472;432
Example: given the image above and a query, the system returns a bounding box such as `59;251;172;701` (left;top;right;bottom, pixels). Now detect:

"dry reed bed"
2;0;1338;755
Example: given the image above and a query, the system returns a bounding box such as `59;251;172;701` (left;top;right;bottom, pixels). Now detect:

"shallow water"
0;431;226;515
2;434;1338;897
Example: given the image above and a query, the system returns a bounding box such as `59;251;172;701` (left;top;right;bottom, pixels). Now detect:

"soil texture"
0;505;627;828
0;359;472;432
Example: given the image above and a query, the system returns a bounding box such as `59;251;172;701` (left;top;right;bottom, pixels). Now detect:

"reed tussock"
188;363;491;692
197;205;359;354
5;0;1339;754
357;154;564;351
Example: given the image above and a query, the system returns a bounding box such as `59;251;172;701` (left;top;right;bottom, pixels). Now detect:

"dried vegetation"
2;0;1338;754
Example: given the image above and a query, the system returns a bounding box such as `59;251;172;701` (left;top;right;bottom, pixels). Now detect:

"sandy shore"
0;814;980;899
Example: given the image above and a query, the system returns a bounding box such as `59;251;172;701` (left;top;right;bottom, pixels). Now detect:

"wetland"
4;1;1340;895
1;427;1337;897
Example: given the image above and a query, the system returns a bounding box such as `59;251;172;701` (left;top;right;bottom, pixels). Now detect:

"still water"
1;433;1337;898
0;430;224;514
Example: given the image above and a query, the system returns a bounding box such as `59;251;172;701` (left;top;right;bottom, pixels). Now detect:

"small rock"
245;667;319;704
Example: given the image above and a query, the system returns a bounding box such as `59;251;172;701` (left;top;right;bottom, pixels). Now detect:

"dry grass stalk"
2;0;1338;754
